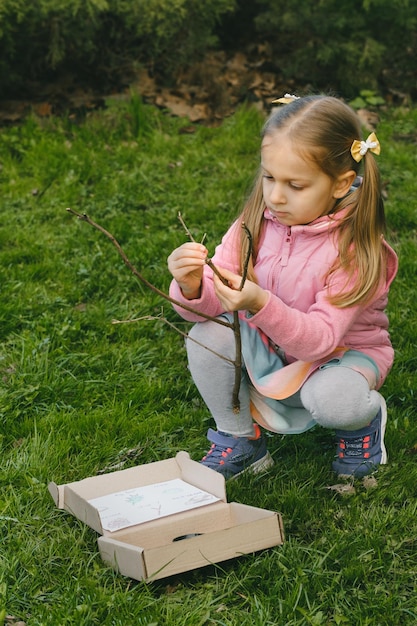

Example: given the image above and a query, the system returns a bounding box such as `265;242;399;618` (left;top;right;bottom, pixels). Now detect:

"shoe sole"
229;451;274;480
379;393;388;465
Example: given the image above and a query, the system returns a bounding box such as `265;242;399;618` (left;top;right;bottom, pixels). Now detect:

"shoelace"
203;442;233;462
339;433;373;458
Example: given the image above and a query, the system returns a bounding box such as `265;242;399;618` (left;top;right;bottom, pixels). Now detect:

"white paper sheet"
88;478;220;532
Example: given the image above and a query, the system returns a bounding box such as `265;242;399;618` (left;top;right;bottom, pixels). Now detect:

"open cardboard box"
49;451;284;582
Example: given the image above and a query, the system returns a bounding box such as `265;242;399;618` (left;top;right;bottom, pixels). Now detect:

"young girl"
167;95;398;479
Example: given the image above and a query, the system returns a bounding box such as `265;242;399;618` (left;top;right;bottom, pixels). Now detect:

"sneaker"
200;424;274;479
332;395;387;478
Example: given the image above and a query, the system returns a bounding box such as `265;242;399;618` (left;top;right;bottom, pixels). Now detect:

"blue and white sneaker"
201;424;274;479
332;395;387;478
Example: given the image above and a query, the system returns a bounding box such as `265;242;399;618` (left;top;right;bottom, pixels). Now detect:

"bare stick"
177;211;195;242
240;222;253;291
231;311;242;413
113;314;235;365
177;212;245;411
231;222;254;411
176;213;254;412
206;259;230;286
177;212;229;286
68;208;253;414
66;208;233;329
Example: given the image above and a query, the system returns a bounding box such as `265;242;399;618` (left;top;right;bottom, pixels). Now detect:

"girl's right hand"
167;242;208;299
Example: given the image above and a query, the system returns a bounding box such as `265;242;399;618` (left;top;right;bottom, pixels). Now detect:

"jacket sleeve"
249;285;364;362
250;240;398;362
169;267;223;322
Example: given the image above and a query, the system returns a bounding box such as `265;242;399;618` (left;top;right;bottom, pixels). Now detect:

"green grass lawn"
1;97;417;625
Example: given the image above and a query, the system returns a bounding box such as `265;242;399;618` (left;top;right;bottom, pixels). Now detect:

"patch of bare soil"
0;46;297;126
0;45;395;130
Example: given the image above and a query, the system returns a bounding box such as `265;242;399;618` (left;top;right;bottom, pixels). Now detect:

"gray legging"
187;320;381;438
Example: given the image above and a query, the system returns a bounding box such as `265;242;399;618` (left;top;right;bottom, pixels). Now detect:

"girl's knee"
187;319;235;360
301;367;380;430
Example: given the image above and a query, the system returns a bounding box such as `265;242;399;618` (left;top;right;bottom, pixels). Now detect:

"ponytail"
327;152;386;307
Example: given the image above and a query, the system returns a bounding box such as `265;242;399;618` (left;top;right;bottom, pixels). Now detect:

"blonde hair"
238;95;387;308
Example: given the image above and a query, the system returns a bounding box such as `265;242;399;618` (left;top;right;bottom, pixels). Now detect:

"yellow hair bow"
272;93;300;104
350;132;381;162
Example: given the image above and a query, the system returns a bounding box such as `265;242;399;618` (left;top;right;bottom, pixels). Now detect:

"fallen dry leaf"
33;101;52;117
1;46;392;129
362;475;378;489
326;483;356;495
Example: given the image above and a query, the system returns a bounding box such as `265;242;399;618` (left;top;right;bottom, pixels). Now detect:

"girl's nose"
270;182;286;204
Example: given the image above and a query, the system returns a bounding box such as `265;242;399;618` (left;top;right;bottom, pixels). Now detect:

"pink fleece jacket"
169;209;398;388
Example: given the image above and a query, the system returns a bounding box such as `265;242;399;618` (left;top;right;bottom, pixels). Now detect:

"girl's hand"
167;242;208;299
213;267;269;314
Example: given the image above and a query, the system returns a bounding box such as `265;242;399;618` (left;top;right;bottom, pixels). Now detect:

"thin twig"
232;222;253;410
231;310;242;413
240;222;253;291
177;212;206;245
66;208;233;329
177;212;229;286
113;313;235;365
176;214;253;413
206;259;230;286
177;211;195;242
68;208;253;414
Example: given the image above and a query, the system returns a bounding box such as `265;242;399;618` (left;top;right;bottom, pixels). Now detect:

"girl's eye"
263;174;274;180
289;183;303;190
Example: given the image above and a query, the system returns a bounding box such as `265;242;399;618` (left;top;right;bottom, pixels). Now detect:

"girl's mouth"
269;208;288;218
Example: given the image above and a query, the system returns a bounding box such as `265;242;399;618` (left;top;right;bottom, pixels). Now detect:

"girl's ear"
333;170;357;199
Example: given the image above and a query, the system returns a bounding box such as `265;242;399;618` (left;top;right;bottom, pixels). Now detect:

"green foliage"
0;0;236;94
0;0;417;98
350;89;386;109
250;0;417;97
1;0;417;100
1;98;417;623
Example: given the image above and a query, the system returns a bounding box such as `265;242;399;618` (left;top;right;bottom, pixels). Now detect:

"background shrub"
0;0;416;101
0;0;236;96
247;0;417;98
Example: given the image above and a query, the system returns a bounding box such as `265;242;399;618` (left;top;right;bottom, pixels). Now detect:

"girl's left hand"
213;267;269;314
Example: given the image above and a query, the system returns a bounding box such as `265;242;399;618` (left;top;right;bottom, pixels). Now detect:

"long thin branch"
177;213;253;412
66;208;233;329
67;208;252;414
178;210;241;411
113;314;235;365
231;222;253;412
240;222;253;290
177;211;229;286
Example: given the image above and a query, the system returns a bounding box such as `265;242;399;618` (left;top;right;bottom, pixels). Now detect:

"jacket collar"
263;206;349;234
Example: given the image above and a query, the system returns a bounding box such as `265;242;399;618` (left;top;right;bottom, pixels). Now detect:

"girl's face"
261;132;353;227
